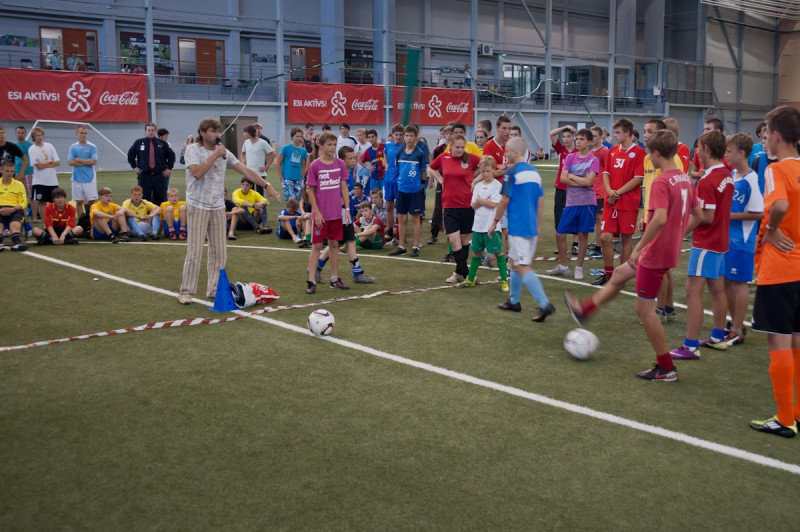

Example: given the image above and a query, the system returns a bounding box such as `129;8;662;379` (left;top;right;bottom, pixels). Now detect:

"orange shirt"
756;157;800;285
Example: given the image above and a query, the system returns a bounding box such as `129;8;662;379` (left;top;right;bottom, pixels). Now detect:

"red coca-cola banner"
287;82;383;124
0;68;148;122
392;87;473;125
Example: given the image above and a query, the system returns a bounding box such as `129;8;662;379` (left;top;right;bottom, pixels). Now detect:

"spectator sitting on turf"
160;187;187;240
90;187;133;243
370;188;387;223
232;177;271;234
277;198;309;243
354;203;385;249
224;188;245;241
31;187;83;245
0;159;29;251
123;185;161;241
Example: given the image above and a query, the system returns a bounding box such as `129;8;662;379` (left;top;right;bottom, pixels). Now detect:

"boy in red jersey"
669;131;735;359
565;130;702;381
749;105;800;438
592;118;646;286
31;187;83;244
588;125;608;257
663;118;690;172
549;124;578;260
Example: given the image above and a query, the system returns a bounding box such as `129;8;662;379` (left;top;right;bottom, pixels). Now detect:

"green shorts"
357;234;384;249
471;231;502;254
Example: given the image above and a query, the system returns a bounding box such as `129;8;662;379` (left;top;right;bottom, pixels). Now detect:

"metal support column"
145;0;156;122
607;0;616;121
471;0;478;134
545;0;552;136
277;0;285;145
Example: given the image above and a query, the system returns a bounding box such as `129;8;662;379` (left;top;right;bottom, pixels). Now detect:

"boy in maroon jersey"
592;118;647;286
565;130;702;381
549;124;578;260
669;131;735;359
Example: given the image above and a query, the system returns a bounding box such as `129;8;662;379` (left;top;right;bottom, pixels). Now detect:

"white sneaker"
574;266;584;280
546;264;569;276
292;235;301;243
446;272;464;283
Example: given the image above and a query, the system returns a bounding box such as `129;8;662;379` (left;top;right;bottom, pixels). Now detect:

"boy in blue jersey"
489;137;555;322
723;133;763;346
276;126;308;202
68;125;98;215
382;123;405;245
389;124;429;257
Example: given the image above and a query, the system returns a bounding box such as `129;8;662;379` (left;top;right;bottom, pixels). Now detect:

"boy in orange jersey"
749;105;800;438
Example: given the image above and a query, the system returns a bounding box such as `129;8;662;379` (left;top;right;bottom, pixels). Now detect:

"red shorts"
601;208;637;236
311;218;343;244
635;264;668;299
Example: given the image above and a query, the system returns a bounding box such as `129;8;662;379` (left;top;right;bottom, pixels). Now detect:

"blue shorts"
163;220;182;234
724;248;755;282
384;180;398;202
368;178;383;196
92;226;121;240
687;247;725;280
556;204;596;235
395;190;425;215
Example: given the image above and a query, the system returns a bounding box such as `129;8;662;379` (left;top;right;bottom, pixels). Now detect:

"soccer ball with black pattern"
308;309;335;337
564;328;599;360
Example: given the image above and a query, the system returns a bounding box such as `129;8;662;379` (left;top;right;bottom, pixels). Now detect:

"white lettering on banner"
331;91;347;116
351;98;379;111
396;102;426;111
446;102;469;113
16;91;60;101
99;91;140;106
295;99;328;108
66;81;91;113
427;95;442;118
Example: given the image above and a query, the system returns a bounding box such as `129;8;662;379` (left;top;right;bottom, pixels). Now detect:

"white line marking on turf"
78;240;748;324
20;251;798;476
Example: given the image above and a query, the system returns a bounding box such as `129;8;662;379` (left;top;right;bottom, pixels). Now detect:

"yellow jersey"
642;154;685;214
90;201;120;225
122;198;158;219
0;178;27;210
232;188;267;214
160;200;187;221
445;141;483;157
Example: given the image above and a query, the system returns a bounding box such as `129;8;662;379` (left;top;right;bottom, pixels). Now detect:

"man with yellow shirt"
445;123;483;157
232;177;271;234
123;185;161;241
0;160;28;251
90;187;132;243
641;119;686;322
160;188;187;240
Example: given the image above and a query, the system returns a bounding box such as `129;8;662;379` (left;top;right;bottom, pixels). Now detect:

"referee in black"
127;122;176;205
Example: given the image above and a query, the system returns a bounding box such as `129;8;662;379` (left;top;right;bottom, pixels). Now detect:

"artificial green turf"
2;166;797;529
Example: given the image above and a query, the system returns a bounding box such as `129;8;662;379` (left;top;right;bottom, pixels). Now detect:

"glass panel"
40;28;62;69
179;38;196;78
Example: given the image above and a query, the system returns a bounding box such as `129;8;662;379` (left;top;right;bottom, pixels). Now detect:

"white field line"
20;251;798;476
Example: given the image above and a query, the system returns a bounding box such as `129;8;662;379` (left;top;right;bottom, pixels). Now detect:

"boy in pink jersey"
670;130;735;359
305;131;350;294
565;130;702;381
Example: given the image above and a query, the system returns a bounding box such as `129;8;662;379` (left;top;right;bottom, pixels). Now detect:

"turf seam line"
18;251;795;476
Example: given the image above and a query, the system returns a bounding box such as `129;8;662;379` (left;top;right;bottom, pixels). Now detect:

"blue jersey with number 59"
396;144;429;194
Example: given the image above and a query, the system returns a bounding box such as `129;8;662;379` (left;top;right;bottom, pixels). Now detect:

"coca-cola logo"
99;91;140;106
446;102;470;113
351;98;379;111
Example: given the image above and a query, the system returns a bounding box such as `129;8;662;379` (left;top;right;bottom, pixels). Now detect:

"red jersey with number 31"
639;169;697;269
605;143;646;210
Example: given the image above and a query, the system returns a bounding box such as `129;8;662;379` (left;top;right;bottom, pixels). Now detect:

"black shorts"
554;187;567;228
395;190;425;215
0;210;24;227
32;185;58;203
752;281;800;334
596;197;604;214
342;222;356;242
38;225;71;244
443;208;474;235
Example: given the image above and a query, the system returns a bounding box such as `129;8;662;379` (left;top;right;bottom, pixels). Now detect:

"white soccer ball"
307;309;335;337
564;328;599;360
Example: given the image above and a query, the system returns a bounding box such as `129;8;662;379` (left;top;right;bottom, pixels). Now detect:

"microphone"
216;138;226;159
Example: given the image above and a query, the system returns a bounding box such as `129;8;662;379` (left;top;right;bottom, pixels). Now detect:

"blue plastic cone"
208;268;238;312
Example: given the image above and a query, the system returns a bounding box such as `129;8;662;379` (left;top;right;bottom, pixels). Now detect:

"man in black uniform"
127;122;175;205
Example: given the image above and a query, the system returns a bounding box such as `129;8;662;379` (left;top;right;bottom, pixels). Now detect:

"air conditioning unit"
479;43;494;57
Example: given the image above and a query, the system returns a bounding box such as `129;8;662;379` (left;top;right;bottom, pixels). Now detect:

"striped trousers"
180;205;227;299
